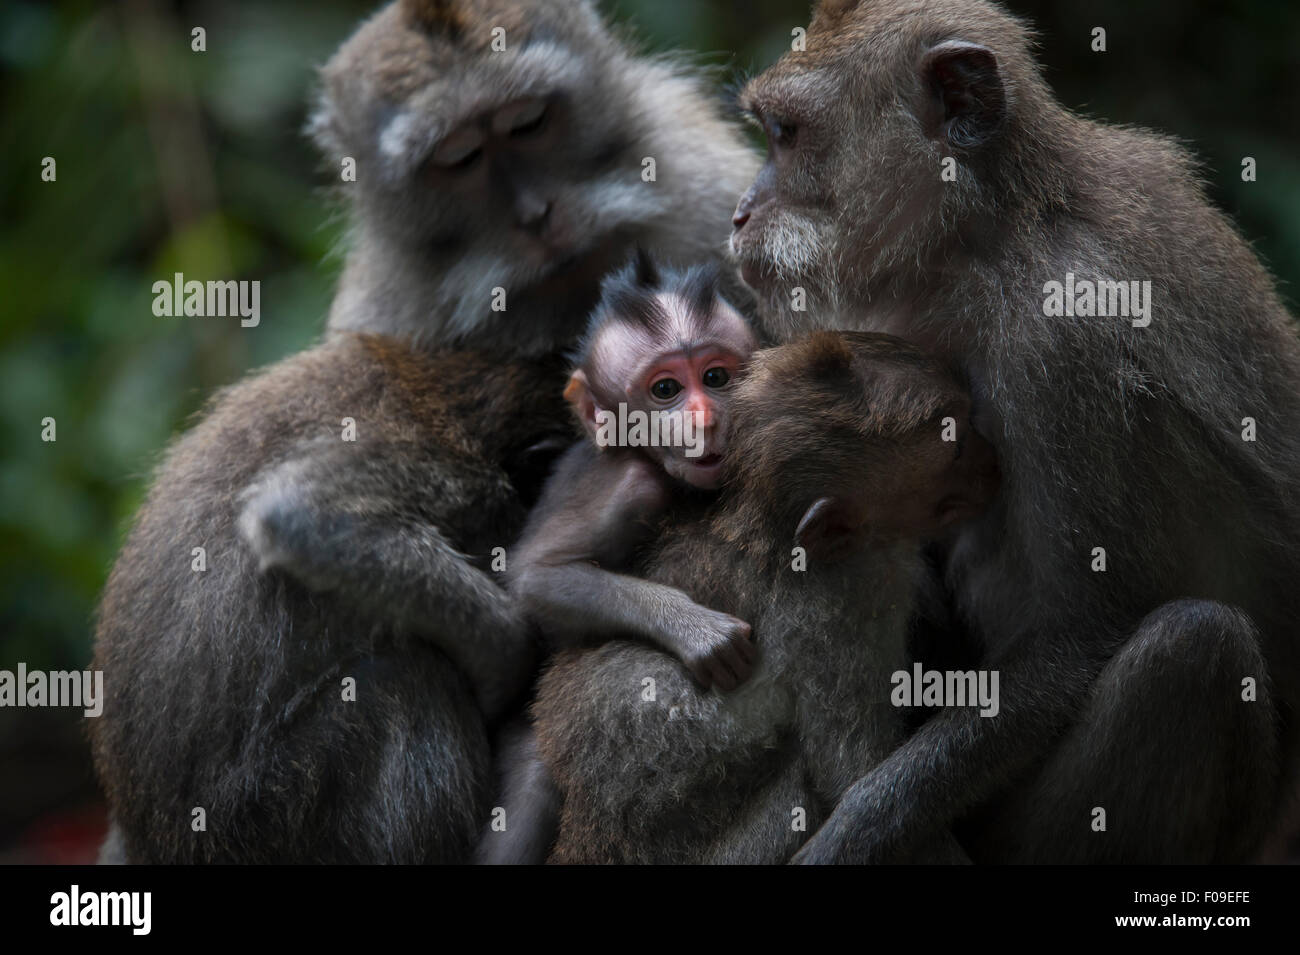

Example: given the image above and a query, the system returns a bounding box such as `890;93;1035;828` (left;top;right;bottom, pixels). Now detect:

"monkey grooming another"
92;0;759;863
475;251;760;864
530;331;998;864
730;0;1300;862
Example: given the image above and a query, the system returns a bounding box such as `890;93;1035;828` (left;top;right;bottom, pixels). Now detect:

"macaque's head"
565;250;758;490
726;330;999;557
311;0;757;342
730;0;1046;338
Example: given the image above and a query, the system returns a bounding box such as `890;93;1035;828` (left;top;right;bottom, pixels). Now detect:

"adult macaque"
91;0;758;863
730;0;1300;862
95;341;570;864
532;331;997;864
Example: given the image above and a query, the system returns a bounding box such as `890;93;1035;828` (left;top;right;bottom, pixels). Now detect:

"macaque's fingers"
710;659;740;693
686;658;717;690
731;621;758;664
717;639;754;687
707;613;755;684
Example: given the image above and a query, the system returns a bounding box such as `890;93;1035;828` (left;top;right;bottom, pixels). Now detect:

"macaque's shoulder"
346;334;568;402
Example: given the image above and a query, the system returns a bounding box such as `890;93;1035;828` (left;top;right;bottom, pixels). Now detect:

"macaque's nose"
732;189;755;230
515;194;552;233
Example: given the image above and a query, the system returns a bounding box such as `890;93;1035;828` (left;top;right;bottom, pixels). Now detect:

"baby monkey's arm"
509;442;755;691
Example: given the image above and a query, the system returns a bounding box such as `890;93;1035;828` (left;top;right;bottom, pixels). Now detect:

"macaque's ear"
895;426;1000;537
563;370;603;440
921;40;1005;149
795;496;860;561
933;427;1000;529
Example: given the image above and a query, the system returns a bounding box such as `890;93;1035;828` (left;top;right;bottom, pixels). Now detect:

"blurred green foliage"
0;0;1296;670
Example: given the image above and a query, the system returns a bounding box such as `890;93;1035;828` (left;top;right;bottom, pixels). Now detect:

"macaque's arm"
237;437;532;720
508;442;755;691
791;635;1093;863
473;721;559;865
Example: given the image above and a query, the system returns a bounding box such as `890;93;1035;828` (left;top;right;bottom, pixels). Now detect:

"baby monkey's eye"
702;367;731;388
651;379;682;400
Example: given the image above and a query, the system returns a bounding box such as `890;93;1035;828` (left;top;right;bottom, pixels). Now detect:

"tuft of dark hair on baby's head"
573;249;724;367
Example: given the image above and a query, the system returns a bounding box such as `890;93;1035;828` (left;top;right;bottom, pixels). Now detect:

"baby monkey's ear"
563;370;604;442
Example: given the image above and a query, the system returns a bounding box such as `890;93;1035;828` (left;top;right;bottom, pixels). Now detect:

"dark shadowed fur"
731;0;1300;862
534;332;994;863
92;337;570;863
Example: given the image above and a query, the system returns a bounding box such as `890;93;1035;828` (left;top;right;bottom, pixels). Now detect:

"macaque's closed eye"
494;97;548;137
430;128;485;170
745;101;798;151
767;118;798;149
427;98;551;173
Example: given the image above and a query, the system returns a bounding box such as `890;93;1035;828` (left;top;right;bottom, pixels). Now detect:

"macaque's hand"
668;605;756;692
469;598;540;722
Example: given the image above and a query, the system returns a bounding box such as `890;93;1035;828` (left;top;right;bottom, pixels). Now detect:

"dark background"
1;0;1296;862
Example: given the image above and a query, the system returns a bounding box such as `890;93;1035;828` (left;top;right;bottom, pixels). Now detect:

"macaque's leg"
238;440;534;719
474;722;561;865
704;761;818;864
795;600;1274;864
962;599;1277;863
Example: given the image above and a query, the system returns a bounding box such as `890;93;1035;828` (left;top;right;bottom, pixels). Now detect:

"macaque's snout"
733;187;759;232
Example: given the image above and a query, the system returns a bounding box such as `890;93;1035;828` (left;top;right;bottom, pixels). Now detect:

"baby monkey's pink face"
568;293;758;491
635;338;750;489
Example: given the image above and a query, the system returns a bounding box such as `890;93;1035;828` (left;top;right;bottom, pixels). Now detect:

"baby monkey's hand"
664;604;756;692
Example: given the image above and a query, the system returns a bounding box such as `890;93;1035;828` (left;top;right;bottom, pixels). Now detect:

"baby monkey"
511;249;760;687
476;251;759;863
